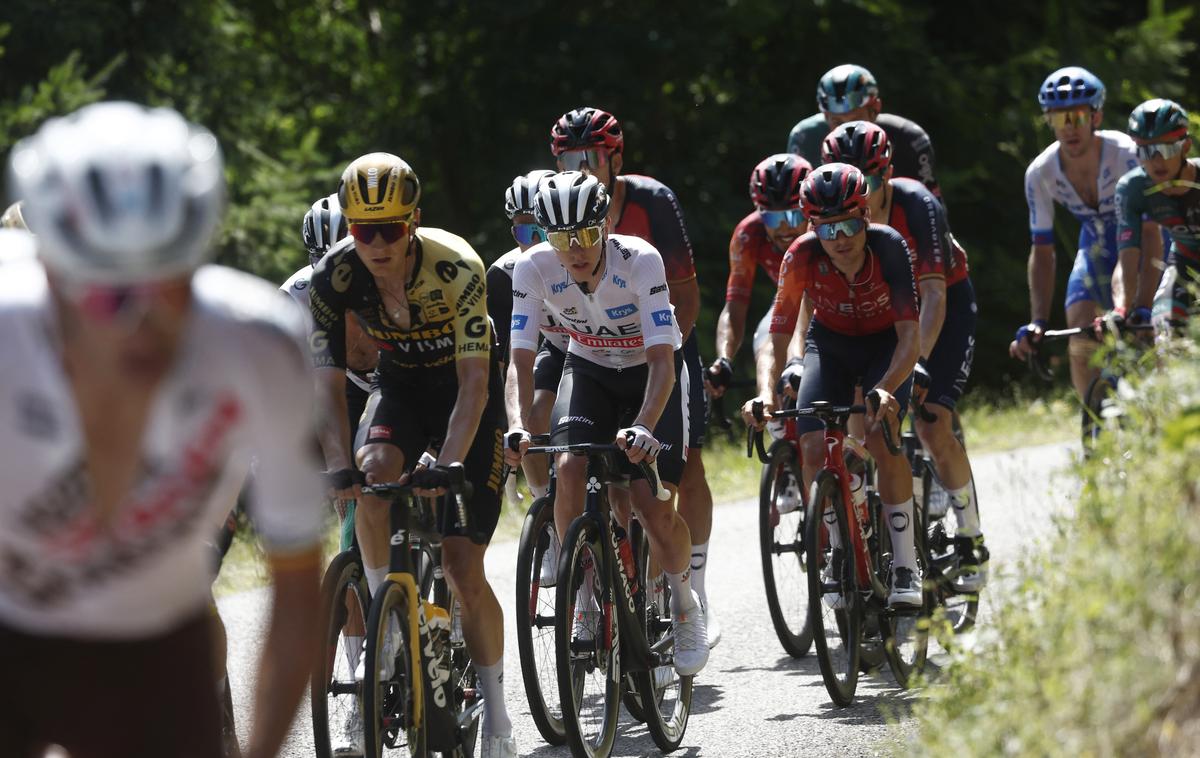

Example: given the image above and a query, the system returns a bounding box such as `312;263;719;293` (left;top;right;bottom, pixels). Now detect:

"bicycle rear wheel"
556;517;619;758
515;495;566;745
922;466;980;636
312;549;370;758
759;440;813;658
363;579;424;757
806;471;862;706
879;493;931;688
633;562;692;752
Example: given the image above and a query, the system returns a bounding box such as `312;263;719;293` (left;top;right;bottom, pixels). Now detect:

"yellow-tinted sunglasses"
546;225;604;251
1044;108;1092;130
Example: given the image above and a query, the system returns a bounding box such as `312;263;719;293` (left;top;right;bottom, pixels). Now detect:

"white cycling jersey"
510;233;682;369
0;249;322;639
490;247;570;353
1024;130;1140;245
281;264;373;394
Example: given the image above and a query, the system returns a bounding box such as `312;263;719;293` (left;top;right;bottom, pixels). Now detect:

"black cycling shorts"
359;367;505;543
924;278;977;411
795;321;913;435
550;351;688;486
681;331;708;449
0;612;222;758
534;341;568;393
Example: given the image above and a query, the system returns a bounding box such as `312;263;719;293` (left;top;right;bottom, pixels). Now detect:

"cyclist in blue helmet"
786;64;940;197
1011;66;1163;402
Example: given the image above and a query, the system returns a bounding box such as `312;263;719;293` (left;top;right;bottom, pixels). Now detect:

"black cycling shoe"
888;566;922;609
953;534;989;593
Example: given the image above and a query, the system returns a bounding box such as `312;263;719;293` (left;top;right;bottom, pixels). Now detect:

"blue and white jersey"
1024;130;1140;246
510;233;682;369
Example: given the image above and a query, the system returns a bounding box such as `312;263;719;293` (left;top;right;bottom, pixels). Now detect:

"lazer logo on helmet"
363;205;385;212
606;303;638;319
651;309;673;326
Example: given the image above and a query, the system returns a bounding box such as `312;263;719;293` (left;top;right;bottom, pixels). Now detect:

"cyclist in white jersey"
0;102;322;758
504;171;708;676
1011;67;1162;400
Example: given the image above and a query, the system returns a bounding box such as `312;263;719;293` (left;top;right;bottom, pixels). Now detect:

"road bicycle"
357;465;483;757
751;396;932;706
522;435;691;757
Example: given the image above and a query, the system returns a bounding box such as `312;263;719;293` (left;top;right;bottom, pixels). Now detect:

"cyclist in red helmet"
549;106;720;647
742;163;923;609
706;154;812;405
823;121;987;590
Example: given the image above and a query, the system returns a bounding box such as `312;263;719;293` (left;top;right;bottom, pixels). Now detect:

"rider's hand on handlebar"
704;357;733;398
504;427;530;467
865;387;898;433
616;424;661;464
741;395;774;430
1009;319;1048;360
326;468;364;516
410;464;452;497
775;357;804;400
911;357;931;408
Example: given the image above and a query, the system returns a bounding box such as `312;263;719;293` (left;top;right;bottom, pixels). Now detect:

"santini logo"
606;303;638;319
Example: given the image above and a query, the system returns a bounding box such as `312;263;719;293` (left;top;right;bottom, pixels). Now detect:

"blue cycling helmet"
1037;67;1106;111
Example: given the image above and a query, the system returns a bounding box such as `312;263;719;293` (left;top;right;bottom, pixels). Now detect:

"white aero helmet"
8;101;225;284
504;169;555;219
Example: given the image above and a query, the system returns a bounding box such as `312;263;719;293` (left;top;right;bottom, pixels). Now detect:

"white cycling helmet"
8;101;225;284
504;169;555;219
532;171;610;231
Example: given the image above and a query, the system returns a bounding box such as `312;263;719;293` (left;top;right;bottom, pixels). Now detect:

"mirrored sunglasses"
557;149;609;171
1044;108;1092;130
814;217;867;241
1136;139;1188;162
546;225;604;251
512;223;547;247
349;221;410;245
760;208;806;230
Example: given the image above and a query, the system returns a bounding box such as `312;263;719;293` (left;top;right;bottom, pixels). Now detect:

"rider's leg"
1066;299;1102;401
676;344;713;607
1064;238;1113;401
354;440;407;595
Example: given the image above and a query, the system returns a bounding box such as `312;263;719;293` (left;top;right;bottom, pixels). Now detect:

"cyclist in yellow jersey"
311;153;517;758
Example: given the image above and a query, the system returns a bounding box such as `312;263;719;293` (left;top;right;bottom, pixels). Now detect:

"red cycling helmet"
820;121;892;176
749;153;814;210
550;107;624;156
800;163;870;221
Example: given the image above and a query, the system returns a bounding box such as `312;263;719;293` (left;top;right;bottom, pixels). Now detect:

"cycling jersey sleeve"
308;256;348;370
646;184;697;284
897;182;950;280
726;214;760;303
486;263;514;359
244;302;324;555
509;256;546;353
1025;160;1056;245
876;231;920;323
768;242;810;335
449;254;492;362
634;251;677;349
1115;170;1147;252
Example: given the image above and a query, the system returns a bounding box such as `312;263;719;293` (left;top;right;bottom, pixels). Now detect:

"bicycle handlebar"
1026;322;1154;381
525;437;671;502
746;394;901;458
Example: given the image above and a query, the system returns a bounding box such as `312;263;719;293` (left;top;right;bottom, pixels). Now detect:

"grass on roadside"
901;337;1200;756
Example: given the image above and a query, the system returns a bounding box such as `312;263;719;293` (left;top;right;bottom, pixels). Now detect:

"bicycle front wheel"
632;562;692;752
363;579;424;757
880;493;931;689
515;495;566;745
312;549;369;758
759;440;813;658
806;471;862;707
922;466;980;636
556;517;620;758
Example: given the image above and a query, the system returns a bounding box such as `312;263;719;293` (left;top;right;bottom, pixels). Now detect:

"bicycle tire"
363;579;424;757
758;440;813;658
806;471;862;707
921;465;981;636
619;525;649;725
311;548;369;758
879;492;931;689
514;495;567;745
632;554;692;753
556;517;619;758
432;580;478;758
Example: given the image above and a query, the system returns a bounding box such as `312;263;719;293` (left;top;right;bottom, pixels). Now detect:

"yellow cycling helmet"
337;153;421;224
1;201;28;231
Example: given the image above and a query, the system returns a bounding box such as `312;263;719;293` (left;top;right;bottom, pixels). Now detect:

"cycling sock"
343;635;364;674
529;482;550;499
689;542;708;602
823;502;843;550
365;565;388;597
667;569;697;616
947;483;981;537
475;659;513;738
883;499;918;570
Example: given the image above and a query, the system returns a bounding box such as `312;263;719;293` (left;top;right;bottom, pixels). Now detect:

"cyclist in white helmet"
0;102;323;758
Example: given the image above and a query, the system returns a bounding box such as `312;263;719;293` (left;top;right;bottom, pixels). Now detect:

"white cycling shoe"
888;566;923;609
777;479;803;515
538;526;559;587
700;597;722;648
332;703;364;757
672;591;709;676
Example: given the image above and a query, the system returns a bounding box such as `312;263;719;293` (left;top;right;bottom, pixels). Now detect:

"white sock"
689;542;708;603
474;659;512;738
823;502;842;550
884;499;918;570
666;569;697;615
529;482;550;499
947;483;981;537
342;635;364;673
365;565;388;597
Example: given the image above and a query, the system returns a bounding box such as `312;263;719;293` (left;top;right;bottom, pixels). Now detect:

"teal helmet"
1128;99;1190;142
816;64;880;115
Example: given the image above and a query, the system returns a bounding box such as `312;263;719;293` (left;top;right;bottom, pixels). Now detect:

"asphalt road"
219;441;1077;757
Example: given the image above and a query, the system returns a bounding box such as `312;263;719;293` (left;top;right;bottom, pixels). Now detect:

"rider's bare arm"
1028;242;1056;322
316;366;353;471
792;295;813;360
715;299;749;362
758;332;789;401
917;277;947;356
506;346;537;431
669;275;700;341
877;320;921;396
632;343;677;432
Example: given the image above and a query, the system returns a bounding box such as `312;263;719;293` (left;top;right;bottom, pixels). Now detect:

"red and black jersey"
885;178;969;287
770;225;918;337
613;174;697;284
726;211;784;303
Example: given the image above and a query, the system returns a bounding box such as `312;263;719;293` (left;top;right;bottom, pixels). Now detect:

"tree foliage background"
1;0;1196;393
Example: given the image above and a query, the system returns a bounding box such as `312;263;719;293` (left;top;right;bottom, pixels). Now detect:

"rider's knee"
556;453;586;484
441;548;486;608
799;430;825;468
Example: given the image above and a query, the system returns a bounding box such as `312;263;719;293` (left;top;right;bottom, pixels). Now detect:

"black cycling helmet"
748;154;813;210
800;163;870;221
550;107;624;156
820;121;893;175
533;171;610;231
